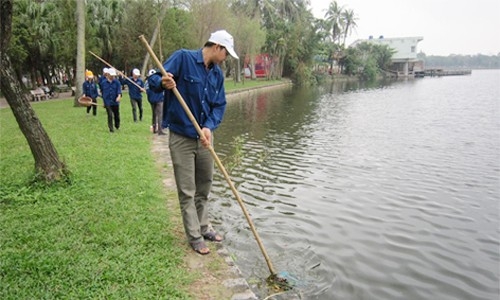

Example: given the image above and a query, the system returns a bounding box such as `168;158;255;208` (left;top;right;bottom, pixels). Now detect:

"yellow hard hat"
86;70;94;78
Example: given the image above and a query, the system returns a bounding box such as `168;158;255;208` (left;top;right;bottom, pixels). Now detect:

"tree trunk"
250;55;256;80
1;0;67;183
141;1;169;76
74;0;85;106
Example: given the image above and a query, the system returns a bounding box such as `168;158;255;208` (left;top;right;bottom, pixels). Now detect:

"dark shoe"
110;129;114;133
190;240;210;255
202;231;223;242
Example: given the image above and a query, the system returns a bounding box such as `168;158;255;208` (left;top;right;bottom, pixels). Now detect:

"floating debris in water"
267;272;294;292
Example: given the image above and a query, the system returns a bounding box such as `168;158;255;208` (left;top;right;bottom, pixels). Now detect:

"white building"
351;36;424;77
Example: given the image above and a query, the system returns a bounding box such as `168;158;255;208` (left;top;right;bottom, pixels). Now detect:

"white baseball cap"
103;67;109;74
208;30;238;59
132;68;140;76
108;68;117;76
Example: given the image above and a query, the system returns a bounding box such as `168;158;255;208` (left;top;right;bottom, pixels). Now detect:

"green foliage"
0;96;192;299
160;8;197;57
259;0;320;85
342;47;361;75
9;0;64;87
229;7;266;67
341;42;395;80
360;59;378;81
86;0;124;63
291;61;317;86
5;0;364;89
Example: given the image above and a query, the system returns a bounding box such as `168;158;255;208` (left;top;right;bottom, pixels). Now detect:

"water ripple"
213;70;500;299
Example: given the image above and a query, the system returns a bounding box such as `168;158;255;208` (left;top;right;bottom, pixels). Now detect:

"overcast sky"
309;0;500;56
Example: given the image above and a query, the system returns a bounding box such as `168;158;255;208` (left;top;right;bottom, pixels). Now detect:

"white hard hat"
148;69;156;76
108;68;117;76
132;68;140;76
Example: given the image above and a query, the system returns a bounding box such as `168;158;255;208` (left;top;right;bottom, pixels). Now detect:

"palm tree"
12;0;57;87
324;0;344;44
341;8;357;47
260;0;311;79
86;0;124;62
323;1;344;73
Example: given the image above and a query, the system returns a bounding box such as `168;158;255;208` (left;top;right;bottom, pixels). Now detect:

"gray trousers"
150;102;163;133
169;131;214;243
130;98;143;121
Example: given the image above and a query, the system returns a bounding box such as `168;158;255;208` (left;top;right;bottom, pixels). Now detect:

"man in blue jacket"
126;68;145;122
82;70;99;116
149;29;238;255
146;69;165;135
101;68;122;132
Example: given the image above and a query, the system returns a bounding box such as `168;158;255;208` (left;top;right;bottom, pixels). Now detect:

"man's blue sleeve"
149;74;164;93
203;83;226;131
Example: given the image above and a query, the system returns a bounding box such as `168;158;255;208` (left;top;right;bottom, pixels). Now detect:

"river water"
210;69;500;300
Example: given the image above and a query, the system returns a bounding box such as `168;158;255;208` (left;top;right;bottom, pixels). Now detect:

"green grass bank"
0;79;287;299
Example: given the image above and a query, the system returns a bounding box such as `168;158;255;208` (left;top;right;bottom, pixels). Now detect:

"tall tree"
140;1;169;76
86;0;124;62
74;0;85;105
260;0;317;82
9;0;56;87
51;0;78;88
340;8;357;47
189;0;233;46
0;0;67;183
324;0;346;73
324;0;343;44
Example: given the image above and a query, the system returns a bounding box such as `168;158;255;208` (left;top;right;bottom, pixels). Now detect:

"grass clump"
0;95;191;299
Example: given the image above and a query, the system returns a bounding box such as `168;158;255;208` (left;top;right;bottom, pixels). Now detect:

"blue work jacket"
82;80;99;99
149;49;226;139
98;76;107;94
146;77;164;104
101;78;122;106
126;77;144;100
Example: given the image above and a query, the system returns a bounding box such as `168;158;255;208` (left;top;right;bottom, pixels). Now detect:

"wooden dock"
415;69;472;77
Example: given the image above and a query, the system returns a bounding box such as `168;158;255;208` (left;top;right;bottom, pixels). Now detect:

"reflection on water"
212;70;500;300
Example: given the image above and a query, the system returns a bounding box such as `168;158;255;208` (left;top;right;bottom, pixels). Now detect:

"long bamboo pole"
138;34;277;276
88;51;144;90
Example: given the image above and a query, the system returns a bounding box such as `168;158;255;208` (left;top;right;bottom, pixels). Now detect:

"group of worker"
82;67;164;134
